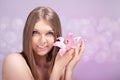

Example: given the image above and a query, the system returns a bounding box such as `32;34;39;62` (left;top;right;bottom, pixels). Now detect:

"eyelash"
32;31;54;36
32;31;39;35
47;31;54;35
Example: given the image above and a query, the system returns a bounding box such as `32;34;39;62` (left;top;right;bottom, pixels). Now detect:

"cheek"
32;37;39;46
48;37;55;44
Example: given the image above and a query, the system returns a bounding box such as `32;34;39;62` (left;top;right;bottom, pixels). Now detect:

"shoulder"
3;53;26;68
2;53;34;80
4;53;24;62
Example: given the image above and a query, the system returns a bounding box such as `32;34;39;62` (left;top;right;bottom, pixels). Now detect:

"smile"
37;45;48;51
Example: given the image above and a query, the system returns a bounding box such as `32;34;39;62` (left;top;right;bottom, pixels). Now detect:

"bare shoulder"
3;53;26;69
2;53;34;80
3;53;24;63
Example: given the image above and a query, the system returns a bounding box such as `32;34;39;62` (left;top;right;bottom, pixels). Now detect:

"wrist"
66;65;74;72
65;69;73;80
66;69;72;75
50;66;61;80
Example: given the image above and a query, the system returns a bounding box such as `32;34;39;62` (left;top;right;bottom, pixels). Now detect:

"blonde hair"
21;6;62;80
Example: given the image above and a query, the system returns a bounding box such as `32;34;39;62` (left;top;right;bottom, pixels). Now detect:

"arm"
65;69;72;80
50;67;61;80
2;53;34;80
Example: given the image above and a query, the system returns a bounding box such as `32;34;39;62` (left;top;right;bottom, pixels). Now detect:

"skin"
65;40;86;80
32;20;55;68
2;53;34;80
2;19;86;80
50;40;86;80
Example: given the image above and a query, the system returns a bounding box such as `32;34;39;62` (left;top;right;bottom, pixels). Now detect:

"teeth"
38;45;46;48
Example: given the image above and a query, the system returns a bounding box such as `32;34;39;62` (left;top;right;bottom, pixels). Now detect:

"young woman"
2;6;86;80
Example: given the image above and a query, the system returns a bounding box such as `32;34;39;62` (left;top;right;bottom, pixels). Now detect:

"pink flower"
53;32;81;56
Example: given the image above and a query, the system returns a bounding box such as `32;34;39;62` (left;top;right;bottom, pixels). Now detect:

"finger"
75;43;80;54
74;40;86;58
56;49;74;63
79;39;86;54
63;49;74;64
64;49;74;58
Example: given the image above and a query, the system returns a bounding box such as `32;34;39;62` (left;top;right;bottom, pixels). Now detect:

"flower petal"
66;32;73;40
53;42;66;48
53;32;82;56
58;48;66;56
57;37;64;42
74;37;81;43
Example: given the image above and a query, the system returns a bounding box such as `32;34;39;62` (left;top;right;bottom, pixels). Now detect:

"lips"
37;45;48;51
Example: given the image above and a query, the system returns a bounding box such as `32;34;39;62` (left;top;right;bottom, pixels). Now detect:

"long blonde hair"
21;6;62;80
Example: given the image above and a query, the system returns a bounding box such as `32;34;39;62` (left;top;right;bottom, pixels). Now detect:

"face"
32;20;54;56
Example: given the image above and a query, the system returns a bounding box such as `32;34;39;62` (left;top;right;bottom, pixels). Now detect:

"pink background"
0;0;120;80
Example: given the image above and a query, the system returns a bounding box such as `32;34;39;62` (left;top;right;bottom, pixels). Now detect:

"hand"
66;39;86;71
50;49;74;80
63;40;86;80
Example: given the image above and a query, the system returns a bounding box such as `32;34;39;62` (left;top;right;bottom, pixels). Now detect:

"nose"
39;35;47;44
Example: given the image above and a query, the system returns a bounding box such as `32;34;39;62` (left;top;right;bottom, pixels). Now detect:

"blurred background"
0;0;120;80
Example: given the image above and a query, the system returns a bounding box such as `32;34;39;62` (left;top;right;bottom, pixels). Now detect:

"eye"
47;31;54;36
32;30;39;35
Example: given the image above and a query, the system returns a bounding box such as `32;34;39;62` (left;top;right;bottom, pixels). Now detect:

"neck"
34;53;47;68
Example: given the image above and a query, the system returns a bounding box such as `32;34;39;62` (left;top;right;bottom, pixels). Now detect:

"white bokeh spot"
4;31;17;44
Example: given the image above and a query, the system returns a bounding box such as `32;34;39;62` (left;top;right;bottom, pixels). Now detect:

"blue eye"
47;31;54;36
32;31;39;35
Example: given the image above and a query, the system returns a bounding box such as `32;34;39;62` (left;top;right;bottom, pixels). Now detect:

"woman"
2;6;86;80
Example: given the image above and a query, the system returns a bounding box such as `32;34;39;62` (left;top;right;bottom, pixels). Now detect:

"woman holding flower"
2;6;86;80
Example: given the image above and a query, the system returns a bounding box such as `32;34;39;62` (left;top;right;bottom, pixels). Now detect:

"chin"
36;50;50;56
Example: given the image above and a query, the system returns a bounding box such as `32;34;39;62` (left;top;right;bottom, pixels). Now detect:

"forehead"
34;20;53;31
